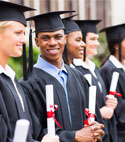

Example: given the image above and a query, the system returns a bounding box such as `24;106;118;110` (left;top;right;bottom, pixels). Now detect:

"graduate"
100;24;125;142
20;11;104;142
0;1;59;142
63;18;118;142
62;16;111;142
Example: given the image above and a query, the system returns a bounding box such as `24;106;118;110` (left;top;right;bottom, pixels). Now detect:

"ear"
114;44;119;50
35;37;39;47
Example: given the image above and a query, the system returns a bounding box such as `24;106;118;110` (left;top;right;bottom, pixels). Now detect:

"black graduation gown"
74;64;117;142
101;59;125;142
20;64;89;142
0;73;41;142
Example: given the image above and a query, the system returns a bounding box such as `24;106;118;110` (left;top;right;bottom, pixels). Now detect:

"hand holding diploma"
105;72;119;110
13;119;30;142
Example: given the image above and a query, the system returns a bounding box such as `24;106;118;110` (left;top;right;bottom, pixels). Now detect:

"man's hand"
75;121;104;142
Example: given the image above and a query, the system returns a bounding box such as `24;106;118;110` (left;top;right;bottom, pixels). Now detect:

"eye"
41;36;49;41
76;38;81;42
55;35;63;40
15;31;22;35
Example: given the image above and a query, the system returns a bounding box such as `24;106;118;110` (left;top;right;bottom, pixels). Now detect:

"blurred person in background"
100;24;125;142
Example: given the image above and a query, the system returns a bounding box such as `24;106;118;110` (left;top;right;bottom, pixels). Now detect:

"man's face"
35;29;66;66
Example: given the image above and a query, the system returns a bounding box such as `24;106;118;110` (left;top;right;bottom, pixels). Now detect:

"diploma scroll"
46;84;55;138
13;119;30;142
109;72;119;98
89;86;96;122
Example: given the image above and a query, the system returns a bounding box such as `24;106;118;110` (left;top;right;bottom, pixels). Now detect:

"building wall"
3;0;125;28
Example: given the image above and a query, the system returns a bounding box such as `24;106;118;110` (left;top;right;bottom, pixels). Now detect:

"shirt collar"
73;58;95;72
0;64;15;80
34;55;68;78
109;55;125;71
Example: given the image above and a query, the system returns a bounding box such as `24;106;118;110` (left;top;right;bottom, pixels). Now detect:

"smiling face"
35;29;66;68
86;32;100;56
0;21;25;66
66;31;85;63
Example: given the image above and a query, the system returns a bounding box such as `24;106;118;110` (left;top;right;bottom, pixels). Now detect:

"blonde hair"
0;21;15;31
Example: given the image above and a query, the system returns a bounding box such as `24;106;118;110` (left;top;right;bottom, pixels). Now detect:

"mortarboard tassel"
28;24;33;75
118;40;122;62
23;44;28;80
83;47;86;61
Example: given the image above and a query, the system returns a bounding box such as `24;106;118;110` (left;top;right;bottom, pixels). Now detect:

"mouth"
47;48;60;54
79;49;84;54
17;45;22;50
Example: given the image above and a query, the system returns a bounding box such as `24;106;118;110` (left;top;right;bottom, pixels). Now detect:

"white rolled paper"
13;119;30;142
89;86;96;122
46;85;55;138
109;72;119;98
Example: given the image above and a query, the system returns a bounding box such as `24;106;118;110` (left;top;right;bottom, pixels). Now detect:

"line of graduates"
0;0;125;142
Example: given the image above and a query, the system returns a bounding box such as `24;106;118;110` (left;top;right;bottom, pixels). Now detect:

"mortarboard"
0;0;35;26
26;10;76;35
62;14;81;64
0;1;35;80
75;20;101;61
75;20;101;38
62;14;81;34
100;23;125;61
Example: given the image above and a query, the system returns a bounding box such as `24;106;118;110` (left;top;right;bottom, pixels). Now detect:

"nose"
81;41;86;48
20;33;26;44
48;37;57;46
96;40;100;47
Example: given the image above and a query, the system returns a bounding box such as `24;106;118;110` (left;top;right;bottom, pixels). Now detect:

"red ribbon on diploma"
47;104;62;128
109;91;122;97
84;108;95;126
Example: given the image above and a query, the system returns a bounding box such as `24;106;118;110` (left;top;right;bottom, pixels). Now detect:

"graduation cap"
62;14;81;34
0;0;35;26
26;10;75;75
74;20;101;40
75;20;101;61
100;24;125;62
0;1;35;80
62;14;81;64
27;10;76;35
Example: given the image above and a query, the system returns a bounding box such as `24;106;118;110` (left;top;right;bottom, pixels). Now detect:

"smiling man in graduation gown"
100;24;125;142
20;11;104;142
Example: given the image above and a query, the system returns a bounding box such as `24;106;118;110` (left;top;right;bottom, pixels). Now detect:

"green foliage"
8;45;40;80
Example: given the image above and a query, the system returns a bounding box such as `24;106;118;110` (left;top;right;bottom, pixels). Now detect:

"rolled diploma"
109;72;119;98
89;86;96;122
46;85;55;138
13;119;30;142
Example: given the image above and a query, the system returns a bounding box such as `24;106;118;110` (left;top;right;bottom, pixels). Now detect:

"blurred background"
4;0;125;79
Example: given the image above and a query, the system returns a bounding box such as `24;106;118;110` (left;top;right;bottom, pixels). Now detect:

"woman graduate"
74;20;118;142
62;16;110;142
63;18;117;142
0;1;59;142
100;24;125;142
